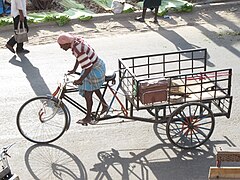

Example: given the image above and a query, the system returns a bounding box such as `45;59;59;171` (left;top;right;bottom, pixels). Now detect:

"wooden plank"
209;167;240;179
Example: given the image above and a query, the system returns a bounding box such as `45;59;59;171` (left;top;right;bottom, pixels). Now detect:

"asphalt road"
0;3;240;179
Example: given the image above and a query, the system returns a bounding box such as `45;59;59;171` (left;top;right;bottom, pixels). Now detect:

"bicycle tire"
166;102;215;149
17;96;68;143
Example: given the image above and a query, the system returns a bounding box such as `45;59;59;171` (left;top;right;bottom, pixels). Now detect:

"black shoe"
153;19;158;24
16;49;30;54
6;44;15;54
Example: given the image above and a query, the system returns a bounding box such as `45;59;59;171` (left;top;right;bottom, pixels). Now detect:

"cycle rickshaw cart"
16;48;233;149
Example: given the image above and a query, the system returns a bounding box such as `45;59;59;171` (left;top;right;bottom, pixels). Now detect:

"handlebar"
74;72;81;76
52;73;80;97
62;72;82;86
0;143;15;159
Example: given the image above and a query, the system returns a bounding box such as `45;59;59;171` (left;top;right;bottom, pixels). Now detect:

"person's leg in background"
153;6;159;23
135;0;147;22
16;16;29;53
135;0;161;23
0;0;4;16
6;15;29;54
135;7;147;22
5;16;19;53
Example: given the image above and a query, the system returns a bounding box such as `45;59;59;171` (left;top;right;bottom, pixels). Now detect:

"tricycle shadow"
23;136;231;180
91;139;230;180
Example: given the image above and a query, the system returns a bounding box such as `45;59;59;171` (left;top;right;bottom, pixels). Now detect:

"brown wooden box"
138;80;168;104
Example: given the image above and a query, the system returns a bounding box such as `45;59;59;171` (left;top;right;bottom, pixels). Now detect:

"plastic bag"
111;0;125;14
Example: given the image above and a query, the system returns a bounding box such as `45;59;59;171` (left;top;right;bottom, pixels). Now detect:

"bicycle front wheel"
17;96;68;143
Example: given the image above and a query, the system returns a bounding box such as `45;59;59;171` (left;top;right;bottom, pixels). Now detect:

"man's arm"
15;0;25;21
74;66;93;85
68;59;80;74
19;9;24;21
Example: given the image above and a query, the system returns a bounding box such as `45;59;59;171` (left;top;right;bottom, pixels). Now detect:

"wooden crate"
209;147;240;180
216;147;240;167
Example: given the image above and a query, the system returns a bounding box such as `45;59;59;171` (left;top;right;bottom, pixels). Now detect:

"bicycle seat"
105;71;116;82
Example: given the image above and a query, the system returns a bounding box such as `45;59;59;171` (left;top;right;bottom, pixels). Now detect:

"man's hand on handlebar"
73;79;83;85
67;70;76;75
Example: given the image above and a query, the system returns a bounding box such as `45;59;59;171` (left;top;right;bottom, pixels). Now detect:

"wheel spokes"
17;97;67;143
167;103;214;149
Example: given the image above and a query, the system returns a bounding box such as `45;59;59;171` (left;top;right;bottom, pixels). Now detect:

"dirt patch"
0;1;239;50
27;0;109;14
76;0;108;13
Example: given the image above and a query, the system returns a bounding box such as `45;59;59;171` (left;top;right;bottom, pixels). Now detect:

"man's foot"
76;117;92;126
151;17;159;24
16;49;30;54
135;17;145;22
5;44;15;54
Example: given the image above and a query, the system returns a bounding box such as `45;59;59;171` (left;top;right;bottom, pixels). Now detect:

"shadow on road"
90;138;234;180
23;131;235;180
90;144;215;179
145;23;215;68
88;122;236;180
25;144;87;180
8;54;51;96
182;9;240;59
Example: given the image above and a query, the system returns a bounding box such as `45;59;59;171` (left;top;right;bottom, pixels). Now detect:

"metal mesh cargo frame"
118;48;232;118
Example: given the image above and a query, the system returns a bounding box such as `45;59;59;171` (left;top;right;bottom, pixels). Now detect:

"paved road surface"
0;2;239;179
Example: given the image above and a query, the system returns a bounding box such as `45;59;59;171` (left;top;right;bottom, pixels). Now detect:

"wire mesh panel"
120;48;207;79
118;48;232;119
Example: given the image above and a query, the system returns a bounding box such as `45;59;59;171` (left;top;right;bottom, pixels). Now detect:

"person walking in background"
135;0;161;23
57;33;108;125
5;0;29;54
0;0;11;16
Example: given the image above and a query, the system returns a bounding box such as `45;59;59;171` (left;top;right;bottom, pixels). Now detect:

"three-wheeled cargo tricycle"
16;48;233;149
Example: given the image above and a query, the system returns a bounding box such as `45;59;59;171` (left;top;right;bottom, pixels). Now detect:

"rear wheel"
17;96;68;143
166;102;215;149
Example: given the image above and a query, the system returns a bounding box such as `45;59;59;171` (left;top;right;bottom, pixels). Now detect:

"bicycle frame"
49;73;128;129
50;72;174;129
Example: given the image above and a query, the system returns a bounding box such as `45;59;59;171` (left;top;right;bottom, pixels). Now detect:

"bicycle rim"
17;96;68;143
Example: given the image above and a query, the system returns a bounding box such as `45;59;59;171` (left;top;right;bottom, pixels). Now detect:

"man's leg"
16;17;29;53
153;6;159;23
94;89;108;114
142;8;147;20
83;91;93;123
6;16;19;53
135;7;147;22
